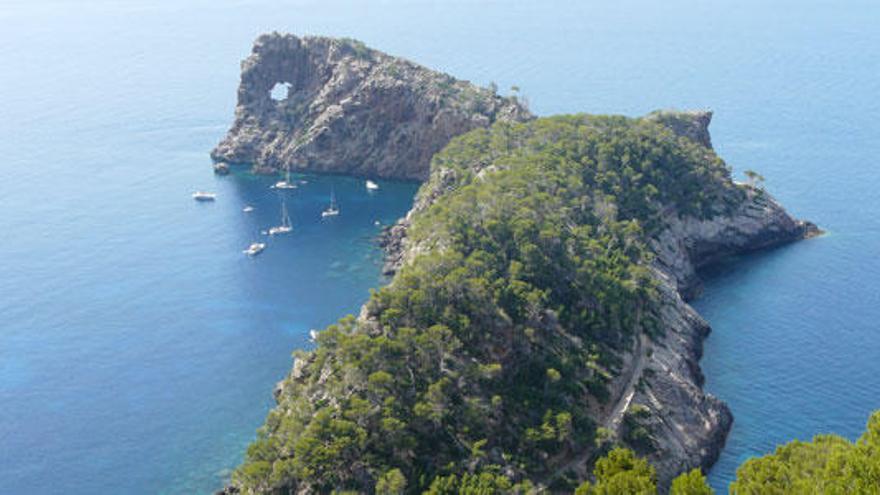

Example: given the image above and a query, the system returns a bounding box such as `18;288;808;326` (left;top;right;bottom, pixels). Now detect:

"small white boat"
321;188;340;218
243;242;266;256
242;205;254;213
365;180;379;191
267;200;293;235
271;165;297;190
192;191;216;201
272;180;297;190
309;329;319;342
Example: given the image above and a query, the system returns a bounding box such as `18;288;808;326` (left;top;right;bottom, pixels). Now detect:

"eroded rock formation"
212;33;531;180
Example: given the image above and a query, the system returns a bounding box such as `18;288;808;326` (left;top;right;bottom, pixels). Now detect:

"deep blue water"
1;1;878;493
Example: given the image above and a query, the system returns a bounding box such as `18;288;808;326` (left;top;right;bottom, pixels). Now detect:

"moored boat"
243;242;266;256
267;200;293;235
321;188;340;218
271;164;297;189
192;191;216;201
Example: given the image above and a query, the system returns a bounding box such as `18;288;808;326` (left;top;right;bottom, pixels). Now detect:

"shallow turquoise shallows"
1;1;878;493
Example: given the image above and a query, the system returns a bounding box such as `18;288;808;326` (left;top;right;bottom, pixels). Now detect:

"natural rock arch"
269;81;293;102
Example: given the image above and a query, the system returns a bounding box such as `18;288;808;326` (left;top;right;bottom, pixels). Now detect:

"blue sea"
1;1;877;493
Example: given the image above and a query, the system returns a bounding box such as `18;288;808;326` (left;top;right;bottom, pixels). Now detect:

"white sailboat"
267;200;293;235
365;179;379;191
321;188;340;218
271;164;297;190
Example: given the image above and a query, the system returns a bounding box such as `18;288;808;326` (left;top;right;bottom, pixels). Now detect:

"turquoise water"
1;1;878;493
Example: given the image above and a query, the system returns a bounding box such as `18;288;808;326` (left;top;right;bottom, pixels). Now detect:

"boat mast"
281;200;290;227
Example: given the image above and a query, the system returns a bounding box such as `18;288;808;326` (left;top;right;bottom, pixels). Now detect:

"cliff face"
634;187;816;486
211;33;531;180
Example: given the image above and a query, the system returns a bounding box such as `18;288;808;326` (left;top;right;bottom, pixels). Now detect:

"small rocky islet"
211;33;834;494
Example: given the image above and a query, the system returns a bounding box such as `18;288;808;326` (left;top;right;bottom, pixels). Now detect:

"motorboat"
242;205;255;213
192;191;216;201
243;242;266;256
365;180;379;191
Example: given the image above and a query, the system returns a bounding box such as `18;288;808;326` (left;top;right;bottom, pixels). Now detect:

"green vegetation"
730;411;880;494
571;414;880;494
339;37;372;60
743;169;765;189
670;469;713;495
573;448;712;494
229;114;747;493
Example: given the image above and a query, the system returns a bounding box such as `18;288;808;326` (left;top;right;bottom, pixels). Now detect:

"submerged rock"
211;33;532;180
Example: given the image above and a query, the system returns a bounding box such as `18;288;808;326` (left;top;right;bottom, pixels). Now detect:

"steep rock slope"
211;33;531;180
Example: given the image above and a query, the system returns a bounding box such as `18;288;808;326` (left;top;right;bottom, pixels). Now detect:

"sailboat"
321;188;340;218
271;164;297;190
267;200;293;235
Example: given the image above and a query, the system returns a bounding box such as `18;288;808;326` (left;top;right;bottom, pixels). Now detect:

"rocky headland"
211;33;531;180
379;109;818;489
213;34;818;494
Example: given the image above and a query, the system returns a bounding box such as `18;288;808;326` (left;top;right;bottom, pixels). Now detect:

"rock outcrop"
645;109;714;150
211;33;532;180
636;185;817;487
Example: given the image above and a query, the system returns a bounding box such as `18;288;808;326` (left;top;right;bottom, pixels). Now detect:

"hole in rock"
270;82;293;102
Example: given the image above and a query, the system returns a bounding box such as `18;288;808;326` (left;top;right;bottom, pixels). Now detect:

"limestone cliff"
634;185;817;486
211;33;531;180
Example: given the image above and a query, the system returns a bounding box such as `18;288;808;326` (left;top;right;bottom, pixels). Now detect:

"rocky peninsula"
213;34;817;494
